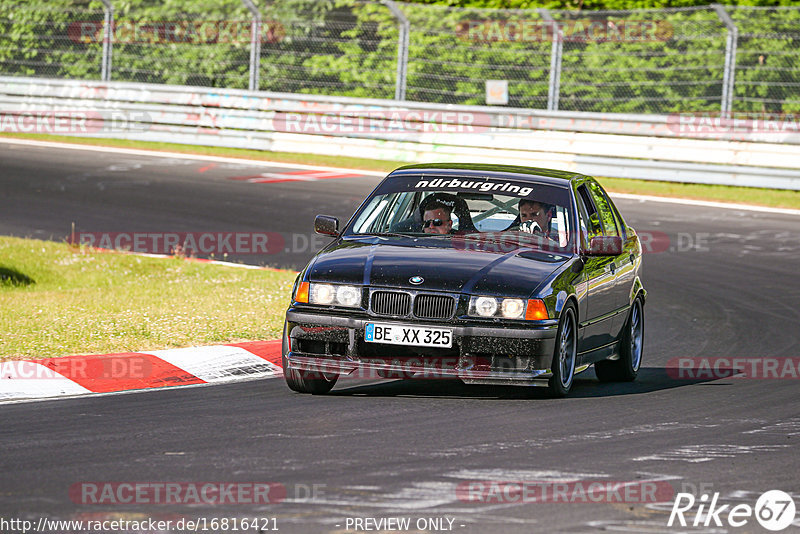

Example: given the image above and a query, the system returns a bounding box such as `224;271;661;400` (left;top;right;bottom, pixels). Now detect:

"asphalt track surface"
2;141;799;533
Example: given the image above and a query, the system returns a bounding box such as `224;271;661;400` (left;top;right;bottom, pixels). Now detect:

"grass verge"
0;236;297;360
598;177;800;210
2;132;799;210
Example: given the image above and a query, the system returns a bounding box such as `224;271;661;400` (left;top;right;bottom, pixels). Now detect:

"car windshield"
346;175;574;253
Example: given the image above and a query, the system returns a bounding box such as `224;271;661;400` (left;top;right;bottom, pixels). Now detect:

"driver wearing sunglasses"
422;201;453;235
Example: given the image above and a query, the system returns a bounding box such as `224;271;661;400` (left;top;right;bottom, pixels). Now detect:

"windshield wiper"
350;232;413;238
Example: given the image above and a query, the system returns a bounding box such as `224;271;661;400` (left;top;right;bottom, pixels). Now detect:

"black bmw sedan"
282;163;645;397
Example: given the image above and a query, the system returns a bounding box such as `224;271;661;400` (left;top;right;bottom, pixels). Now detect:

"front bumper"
284;308;559;386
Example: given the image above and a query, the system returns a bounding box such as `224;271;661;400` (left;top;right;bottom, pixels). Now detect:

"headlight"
306;283;362;307
469;296;547;320
501;298;525;319
336;285;361;307
310;283;335;305
472;296;498;317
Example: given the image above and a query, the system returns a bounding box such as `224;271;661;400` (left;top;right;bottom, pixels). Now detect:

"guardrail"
1;76;798;190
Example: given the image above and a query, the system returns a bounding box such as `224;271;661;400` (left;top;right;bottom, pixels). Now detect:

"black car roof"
387;163;588;187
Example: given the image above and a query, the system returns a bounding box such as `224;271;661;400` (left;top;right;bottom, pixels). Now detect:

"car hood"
307;238;568;297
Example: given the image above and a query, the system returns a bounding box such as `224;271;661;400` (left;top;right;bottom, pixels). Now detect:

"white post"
241;0;262;91
382;0;409;101
713;4;738;117
538;8;562;111
100;0;113;81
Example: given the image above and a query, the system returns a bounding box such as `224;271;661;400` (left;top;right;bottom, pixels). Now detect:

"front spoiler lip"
286;353;554;387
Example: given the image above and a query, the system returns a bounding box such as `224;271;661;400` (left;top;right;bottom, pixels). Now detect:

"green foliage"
110;0;252;87
0;0;797;113
408;0;800;9
256;0;397;97
0;0;105;79
729;7;800;112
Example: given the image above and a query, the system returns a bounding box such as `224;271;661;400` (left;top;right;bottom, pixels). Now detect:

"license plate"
365;323;453;348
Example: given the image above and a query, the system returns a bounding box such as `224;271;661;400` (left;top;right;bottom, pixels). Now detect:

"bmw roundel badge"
409;276;424;285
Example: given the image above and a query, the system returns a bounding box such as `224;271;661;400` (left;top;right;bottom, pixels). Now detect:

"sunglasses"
423;219;446;228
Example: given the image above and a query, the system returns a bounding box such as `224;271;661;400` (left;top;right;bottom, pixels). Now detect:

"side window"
374;193;406;231
607;197;627;240
586;181;620;238
608;203;626;240
574;197;589;249
576;184;603;238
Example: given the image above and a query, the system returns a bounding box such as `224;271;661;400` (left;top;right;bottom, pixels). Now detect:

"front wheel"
548;304;577;397
282;323;338;394
595;297;644;382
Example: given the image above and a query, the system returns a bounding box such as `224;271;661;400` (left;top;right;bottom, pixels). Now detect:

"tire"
281;322;338;394
548;304;577;397
595;297;644;383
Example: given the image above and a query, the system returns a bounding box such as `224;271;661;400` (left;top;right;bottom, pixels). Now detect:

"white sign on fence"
486;80;508;105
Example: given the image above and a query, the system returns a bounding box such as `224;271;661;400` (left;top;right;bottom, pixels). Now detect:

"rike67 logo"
668;490;796;531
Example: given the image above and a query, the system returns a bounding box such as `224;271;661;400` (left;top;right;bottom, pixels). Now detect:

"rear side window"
576;184;603;238
586;181;620;237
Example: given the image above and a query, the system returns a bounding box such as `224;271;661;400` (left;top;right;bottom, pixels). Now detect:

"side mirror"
586;236;622;256
314;215;339;236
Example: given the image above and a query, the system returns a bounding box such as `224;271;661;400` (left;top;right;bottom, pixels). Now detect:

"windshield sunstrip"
414;178;533;197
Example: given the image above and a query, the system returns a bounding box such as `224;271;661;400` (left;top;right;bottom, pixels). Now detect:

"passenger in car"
519;199;554;237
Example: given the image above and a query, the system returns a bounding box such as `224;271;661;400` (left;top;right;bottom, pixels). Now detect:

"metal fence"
0;1;798;115
3;76;799;190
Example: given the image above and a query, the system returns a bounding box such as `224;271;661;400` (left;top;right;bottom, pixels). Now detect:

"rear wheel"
595;297;643;382
548;304;577;397
282;323;338;394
